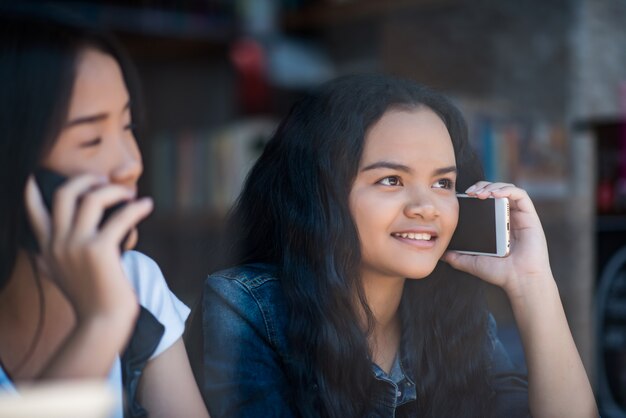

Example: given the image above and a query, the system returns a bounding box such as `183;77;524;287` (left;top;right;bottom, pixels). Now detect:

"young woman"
0;11;209;418
187;74;597;417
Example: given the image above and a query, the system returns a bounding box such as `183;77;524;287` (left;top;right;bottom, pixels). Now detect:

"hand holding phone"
444;182;553;294
447;194;510;257
23;170;153;321
22;169;132;253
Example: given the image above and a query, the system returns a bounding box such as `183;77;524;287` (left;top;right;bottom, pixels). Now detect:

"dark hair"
225;74;493;417
0;7;142;290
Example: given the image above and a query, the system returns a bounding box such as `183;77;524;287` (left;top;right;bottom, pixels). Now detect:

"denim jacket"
186;263;530;418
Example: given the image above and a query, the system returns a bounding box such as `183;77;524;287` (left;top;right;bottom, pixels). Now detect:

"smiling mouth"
392;232;435;241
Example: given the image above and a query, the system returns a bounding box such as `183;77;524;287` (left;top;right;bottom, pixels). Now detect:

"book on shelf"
458;98;568;199
149;117;278;216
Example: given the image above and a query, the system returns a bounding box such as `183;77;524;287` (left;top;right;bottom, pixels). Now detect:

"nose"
404;190;438;220
110;137;143;188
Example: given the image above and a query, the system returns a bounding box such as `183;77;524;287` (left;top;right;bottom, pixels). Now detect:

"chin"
402;261;440;280
405;270;435;280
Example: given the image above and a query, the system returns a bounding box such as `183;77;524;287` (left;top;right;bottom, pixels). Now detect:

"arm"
39;311;137;379
137;338;209;418
193;274;297;418
444;182;597;418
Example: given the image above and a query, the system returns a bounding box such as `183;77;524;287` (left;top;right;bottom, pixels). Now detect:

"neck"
360;269;405;331
359;269;405;372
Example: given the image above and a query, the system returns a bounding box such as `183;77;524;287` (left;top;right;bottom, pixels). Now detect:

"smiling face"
41;47;143;247
349;107;459;281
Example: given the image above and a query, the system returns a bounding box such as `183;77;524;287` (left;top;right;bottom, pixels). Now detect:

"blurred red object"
598;178;615;214
230;38;270;114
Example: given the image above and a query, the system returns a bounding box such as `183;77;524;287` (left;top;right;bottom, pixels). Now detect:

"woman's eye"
79;138;102;148
378;176;402;187
433;178;454;189
124;122;136;131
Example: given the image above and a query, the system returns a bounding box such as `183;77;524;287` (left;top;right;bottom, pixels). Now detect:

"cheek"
348;190;382;242
348;194;366;238
41;143;84;176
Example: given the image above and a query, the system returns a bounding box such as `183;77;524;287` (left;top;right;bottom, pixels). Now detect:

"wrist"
75;298;139;341
504;273;561;319
73;278;139;321
501;264;555;299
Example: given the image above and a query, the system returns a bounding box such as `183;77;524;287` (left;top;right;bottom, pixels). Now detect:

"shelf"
119;35;229;60
574;118;626;134
282;0;457;30
11;2;236;41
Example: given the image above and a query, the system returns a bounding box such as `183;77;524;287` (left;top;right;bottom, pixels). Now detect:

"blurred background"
6;0;626;415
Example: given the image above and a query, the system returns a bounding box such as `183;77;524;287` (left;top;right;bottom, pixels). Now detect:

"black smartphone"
447;194;510;257
24;169;130;252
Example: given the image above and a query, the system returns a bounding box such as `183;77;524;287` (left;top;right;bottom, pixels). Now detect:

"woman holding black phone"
0;9;208;418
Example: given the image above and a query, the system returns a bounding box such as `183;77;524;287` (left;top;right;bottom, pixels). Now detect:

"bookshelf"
20;3;592;326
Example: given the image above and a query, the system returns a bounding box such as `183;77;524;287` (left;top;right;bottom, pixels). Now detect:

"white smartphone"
447;194;511;257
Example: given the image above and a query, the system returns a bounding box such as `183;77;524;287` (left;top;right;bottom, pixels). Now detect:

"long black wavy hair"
224;74;493;417
0;6;142;291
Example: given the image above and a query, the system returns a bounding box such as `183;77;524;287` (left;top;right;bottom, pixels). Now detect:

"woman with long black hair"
188;74;596;417
0;8;208;418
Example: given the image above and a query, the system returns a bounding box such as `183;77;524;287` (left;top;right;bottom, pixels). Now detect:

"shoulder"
121;250;164;291
201;263;287;350
206;263;285;309
204;262;285;309
121;250;166;300
208;263;281;289
122;250;185;309
122;251;190;358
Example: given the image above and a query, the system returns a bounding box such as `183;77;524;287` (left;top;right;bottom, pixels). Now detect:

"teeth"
395;232;432;241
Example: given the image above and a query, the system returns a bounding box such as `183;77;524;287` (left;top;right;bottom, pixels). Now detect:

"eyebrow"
361;161;457;176
64;101;131;128
433;165;458;176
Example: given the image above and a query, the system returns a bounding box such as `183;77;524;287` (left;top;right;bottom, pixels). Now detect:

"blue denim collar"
371;354;417;405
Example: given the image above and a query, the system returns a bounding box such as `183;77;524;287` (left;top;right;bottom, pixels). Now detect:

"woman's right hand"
24;174;153;325
442;182;553;299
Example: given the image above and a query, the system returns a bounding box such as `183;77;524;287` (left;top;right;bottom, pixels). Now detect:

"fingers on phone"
51;174;107;240
466;182;537;216
466;182;518;198
24;176;51;247
99;197;153;245
72;185;136;236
